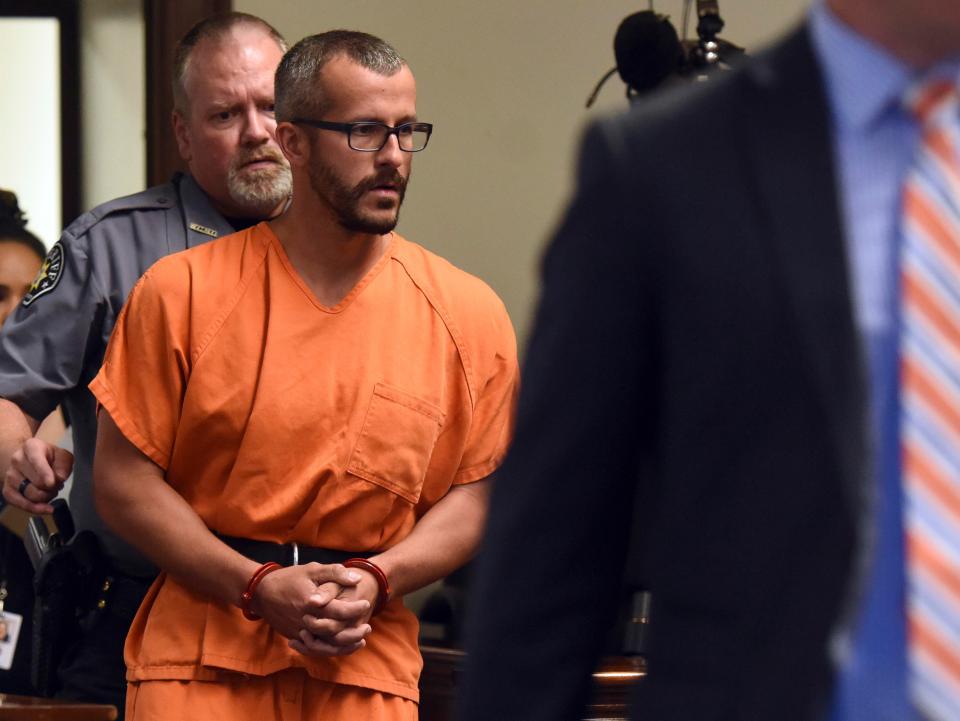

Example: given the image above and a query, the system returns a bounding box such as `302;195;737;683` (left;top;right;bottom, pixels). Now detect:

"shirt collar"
808;1;915;131
177;172;237;245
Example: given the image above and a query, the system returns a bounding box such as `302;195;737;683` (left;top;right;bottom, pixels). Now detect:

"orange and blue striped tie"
901;78;960;721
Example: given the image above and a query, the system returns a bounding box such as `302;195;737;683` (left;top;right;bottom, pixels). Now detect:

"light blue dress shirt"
808;3;960;720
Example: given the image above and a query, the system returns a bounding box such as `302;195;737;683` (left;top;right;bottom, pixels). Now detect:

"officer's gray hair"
173;12;287;115
275;30;405;122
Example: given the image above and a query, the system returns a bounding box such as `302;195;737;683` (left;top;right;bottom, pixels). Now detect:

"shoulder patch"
189;223;218;238
22;242;65;307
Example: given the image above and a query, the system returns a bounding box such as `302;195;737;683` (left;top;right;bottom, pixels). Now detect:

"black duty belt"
216;534;372;567
103;573;155;620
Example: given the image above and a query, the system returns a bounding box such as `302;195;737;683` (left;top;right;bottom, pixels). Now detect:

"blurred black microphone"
616;11;685;96
586;2;744;108
586;11;683;107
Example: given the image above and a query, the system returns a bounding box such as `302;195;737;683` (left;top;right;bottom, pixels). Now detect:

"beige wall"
81;0;145;211
77;1;810;343
235;0;809;344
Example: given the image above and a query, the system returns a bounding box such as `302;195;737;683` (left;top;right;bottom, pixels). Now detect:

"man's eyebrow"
346;114;419;124
205;99;242;111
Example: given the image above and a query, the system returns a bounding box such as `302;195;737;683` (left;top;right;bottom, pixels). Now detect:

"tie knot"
904;77;960;127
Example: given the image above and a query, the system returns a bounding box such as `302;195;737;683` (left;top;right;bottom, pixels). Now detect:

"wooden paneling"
143;0;231;188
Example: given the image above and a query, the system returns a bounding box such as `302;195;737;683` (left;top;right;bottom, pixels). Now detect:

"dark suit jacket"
457;24;871;721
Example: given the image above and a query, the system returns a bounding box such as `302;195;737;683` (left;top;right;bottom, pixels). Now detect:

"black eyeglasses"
290;119;433;152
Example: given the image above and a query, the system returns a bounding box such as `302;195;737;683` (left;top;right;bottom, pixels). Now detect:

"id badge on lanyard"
0;581;23;670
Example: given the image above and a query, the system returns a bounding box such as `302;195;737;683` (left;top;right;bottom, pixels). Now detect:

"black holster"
30;510;107;697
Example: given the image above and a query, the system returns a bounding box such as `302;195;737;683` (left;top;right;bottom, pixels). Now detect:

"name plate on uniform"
189;223;218;237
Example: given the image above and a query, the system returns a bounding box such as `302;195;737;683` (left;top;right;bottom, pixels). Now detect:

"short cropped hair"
0;190;47;261
173;12;287;114
275;30;405;122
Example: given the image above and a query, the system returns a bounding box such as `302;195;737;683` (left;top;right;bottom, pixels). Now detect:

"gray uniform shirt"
0;173;236;577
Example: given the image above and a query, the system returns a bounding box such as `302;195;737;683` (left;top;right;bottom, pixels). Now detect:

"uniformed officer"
0;12;290;717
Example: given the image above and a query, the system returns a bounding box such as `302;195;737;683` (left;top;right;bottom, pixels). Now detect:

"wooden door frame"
144;0;231;188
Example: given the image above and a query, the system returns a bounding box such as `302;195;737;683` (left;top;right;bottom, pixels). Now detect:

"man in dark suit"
456;1;960;720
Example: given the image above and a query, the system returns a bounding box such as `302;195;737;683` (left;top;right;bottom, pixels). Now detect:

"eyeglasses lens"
349;125;430;152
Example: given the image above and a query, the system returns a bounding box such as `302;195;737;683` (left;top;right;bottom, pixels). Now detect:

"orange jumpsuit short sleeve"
91;269;190;470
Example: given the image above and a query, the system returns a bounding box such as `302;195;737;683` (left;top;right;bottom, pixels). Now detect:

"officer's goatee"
227;146;292;216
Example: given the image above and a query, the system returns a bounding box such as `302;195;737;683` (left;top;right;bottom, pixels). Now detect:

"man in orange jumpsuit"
89;30;518;720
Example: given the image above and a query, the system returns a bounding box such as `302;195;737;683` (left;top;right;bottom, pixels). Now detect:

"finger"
51;447;74;482
300;614;347;638
290;629;366;657
304;597;370;622
299;614;372;641
17;440;58;490
290;638;364;657
307;581;340;607
304;562;363;588
20;479;57;508
3;471;54;514
302;623;370;647
328;624;372;647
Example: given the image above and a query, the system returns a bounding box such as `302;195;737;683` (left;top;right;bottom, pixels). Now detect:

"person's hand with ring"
2;437;72;514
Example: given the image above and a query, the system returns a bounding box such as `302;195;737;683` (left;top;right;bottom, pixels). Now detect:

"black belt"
216;534;372;567
102;572;155;620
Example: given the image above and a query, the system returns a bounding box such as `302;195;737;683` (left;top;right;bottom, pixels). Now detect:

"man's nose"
375;132;404;167
241;106;273;144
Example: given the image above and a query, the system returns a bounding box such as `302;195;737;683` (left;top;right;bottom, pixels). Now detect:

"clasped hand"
249;562;379;657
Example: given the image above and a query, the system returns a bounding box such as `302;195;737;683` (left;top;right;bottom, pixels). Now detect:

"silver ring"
17;479;30;497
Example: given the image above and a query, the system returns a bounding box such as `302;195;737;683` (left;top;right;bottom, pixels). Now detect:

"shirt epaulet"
65;182;177;239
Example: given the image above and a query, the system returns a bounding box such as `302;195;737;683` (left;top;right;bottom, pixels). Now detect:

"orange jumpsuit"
89;223;518;718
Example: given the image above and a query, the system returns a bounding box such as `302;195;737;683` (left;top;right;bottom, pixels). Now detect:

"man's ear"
275;122;310;169
171;110;192;162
